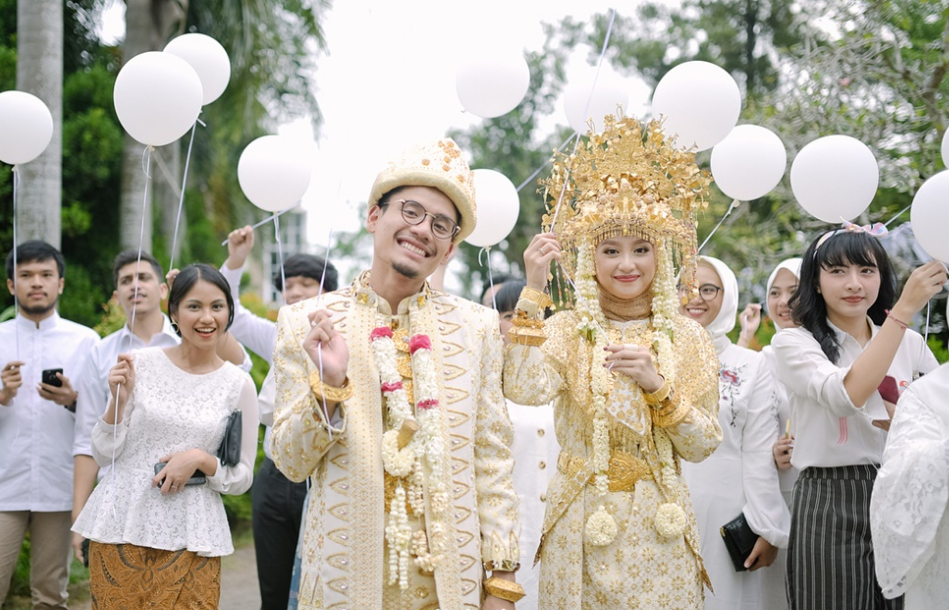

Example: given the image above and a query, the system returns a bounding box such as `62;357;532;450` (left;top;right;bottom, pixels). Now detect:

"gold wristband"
309;371;354;404
642;379;671;406
520;286;553;309
652;399;690;429
483;576;526;603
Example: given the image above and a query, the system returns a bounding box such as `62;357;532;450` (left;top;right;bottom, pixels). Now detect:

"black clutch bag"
217;410;242;467
720;512;758;572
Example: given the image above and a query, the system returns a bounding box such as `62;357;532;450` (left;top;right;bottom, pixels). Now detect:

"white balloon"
790;135;879;223
466;169;519;248
562;65;630;134
652;61;741;152
710;125;787;200
238;136;312;212
164;33;231;105
114;52;203;147
942;129;949;170
911;170;949;262
456;49;530;119
0;91;53;165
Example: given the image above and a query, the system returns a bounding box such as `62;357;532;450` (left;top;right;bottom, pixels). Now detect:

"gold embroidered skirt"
88;541;221;609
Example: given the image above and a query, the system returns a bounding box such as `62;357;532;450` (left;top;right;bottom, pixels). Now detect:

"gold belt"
558;450;652;492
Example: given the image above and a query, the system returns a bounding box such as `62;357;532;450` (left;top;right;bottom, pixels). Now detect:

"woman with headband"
504;117;722;609
771;224;946;610
757;257;802;610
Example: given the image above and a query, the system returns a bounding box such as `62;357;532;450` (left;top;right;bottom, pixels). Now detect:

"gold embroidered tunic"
271;275;519;610
503;310;721;610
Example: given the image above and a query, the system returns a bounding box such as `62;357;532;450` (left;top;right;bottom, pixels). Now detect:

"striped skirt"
787;464;902;610
88;541;221;609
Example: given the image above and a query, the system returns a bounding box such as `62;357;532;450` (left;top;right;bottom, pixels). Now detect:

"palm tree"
16;0;63;247
118;0;329;259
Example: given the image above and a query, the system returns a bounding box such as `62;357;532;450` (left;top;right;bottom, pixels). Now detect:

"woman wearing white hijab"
756;257;803;610
680;256;790;610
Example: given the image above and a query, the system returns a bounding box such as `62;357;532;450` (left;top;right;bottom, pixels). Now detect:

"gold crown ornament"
542;116;711;287
369;138;477;244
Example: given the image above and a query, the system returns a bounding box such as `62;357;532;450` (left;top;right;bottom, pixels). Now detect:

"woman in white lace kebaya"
679;256;789;610
871;361;949;610
771;228;945;610
73;264;258;609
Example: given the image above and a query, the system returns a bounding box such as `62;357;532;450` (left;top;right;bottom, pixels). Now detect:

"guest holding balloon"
72;264;258;609
772;225;946;610
679;256;789;610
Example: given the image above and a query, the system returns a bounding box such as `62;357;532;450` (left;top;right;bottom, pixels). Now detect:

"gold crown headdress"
542;116;711;281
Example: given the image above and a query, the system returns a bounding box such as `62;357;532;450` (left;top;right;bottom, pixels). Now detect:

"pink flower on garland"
417;398;439;410
409;334;432;354
381;381;403;393
371;326;393;341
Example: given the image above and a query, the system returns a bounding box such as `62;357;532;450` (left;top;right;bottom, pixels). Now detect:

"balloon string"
218;202;301;246
11;165;19;360
549;8;617;233
477;247;498;309
883;203;912;228
314;228;334;439
274;214;287;305
515;134;575;193
112;145;152;519
169;119;200;272
578;9;620;130
698;199;740;253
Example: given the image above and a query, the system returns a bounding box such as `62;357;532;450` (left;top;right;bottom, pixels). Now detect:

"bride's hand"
523;233;561;292
603;344;663;393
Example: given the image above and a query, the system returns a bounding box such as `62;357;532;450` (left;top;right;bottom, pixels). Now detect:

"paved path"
67;544;260;610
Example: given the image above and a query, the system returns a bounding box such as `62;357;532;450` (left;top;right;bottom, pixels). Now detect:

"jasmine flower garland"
371;326;450;588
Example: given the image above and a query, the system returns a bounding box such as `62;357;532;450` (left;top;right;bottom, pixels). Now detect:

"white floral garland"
371;326;448;588
574;238;687;543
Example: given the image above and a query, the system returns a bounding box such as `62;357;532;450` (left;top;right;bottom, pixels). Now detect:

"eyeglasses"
677;283;724;301
383;199;460;241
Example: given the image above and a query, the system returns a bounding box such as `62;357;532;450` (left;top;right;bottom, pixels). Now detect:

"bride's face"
594;236;656;301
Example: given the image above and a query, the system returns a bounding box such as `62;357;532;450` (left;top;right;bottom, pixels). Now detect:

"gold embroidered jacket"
271;276;519;610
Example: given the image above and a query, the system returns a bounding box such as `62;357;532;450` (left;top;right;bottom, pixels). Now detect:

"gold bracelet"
642;379;671;406
511;310;544;329
520;286;553;309
309;370;354;403
652;398;690;429
483;576;526;603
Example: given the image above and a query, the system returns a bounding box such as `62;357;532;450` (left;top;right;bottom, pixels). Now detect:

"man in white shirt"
71;251;253;565
0;240;100;610
221;227;337;610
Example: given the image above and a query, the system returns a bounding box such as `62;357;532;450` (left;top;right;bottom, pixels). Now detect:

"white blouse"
772;319;937;469
72;347;259;557
760;345;798;494
871;363;949;610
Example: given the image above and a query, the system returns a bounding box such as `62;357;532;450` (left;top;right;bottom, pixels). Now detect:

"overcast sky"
101;1;666;237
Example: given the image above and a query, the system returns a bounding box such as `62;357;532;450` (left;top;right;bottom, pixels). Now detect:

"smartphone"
878;375;900;404
41;368;63;388
153;463;207;487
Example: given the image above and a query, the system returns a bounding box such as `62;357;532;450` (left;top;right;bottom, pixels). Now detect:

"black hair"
167;263;235;336
493;279;526;313
480;273;517;304
112;251;164;289
274;254;338;292
5;240;64;279
790;231;897;363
